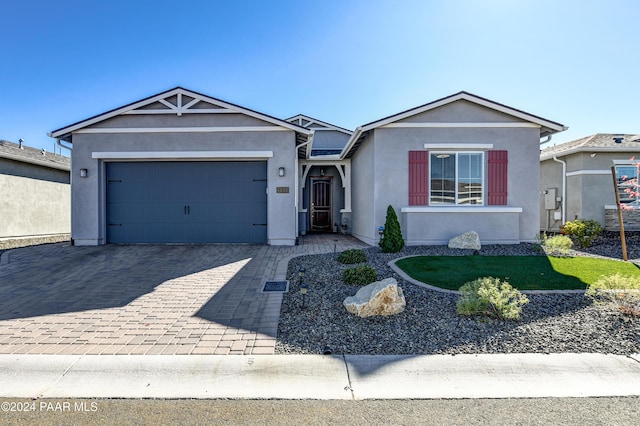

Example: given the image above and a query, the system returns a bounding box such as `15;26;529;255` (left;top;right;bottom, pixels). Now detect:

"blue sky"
1;0;638;154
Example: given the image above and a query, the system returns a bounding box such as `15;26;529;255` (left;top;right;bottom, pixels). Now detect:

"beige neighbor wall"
0;173;70;238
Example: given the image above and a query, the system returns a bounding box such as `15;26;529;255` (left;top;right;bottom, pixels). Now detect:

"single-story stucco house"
540;133;640;232
0;139;70;239
49;87;566;246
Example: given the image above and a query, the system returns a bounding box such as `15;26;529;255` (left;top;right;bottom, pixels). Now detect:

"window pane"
458;153;483;205
617;165;639;204
430;154;455;204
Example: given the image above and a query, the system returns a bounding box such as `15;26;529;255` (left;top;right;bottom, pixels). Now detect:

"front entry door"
310;177;332;231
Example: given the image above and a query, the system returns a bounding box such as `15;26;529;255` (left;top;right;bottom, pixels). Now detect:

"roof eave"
540;145;640;161
49;87;313;141
0;151;70;171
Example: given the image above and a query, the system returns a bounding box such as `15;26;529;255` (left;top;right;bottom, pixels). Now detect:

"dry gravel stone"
276;236;640;355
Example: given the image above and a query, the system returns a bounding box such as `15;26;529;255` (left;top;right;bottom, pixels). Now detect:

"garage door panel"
106;161;267;243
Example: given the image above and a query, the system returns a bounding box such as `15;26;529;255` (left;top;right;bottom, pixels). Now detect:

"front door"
310;177;332;231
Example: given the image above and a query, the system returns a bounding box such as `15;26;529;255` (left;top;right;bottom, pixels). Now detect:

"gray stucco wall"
70;113;298;246
351;100;542;245
539;158;565;231
0;158;70;238
310;130;350;150
350;132;376;244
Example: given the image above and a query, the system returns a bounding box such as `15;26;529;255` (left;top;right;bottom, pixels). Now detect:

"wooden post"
611;166;628;261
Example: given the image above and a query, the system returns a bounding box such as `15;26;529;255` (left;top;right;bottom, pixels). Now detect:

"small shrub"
542;234;573;255
563;219;603;248
337;249;367;264
343;265;378;286
456;277;529;320
379;205;404;253
586;273;640;316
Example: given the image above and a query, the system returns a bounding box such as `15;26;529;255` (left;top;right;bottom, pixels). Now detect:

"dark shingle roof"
0;140;70;171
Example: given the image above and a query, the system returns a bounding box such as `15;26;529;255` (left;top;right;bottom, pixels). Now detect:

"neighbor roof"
341;91;567;159
540;133;640;161
0;140;70;171
49;87;313;144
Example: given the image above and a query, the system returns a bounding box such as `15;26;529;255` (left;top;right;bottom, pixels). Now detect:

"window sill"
401;206;523;213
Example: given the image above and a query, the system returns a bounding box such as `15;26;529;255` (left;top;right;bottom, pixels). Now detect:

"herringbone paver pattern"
0;235;368;355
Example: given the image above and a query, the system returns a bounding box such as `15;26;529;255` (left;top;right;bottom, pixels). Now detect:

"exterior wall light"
80;168;88;178
278;167;285;177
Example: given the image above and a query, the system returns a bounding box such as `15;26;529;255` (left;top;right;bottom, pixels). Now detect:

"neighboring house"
0;139;70;239
540;133;640;232
341;92;566;246
49;88;565;246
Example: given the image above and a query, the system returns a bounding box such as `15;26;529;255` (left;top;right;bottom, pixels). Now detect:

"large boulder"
448;231;481;250
343;277;406;318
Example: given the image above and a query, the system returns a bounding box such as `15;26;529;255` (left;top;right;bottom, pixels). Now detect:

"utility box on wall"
544;188;557;210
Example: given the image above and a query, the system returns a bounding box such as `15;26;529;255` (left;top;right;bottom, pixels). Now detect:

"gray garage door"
106;161;267;243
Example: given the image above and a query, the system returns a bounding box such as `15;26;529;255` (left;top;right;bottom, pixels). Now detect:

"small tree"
379;205;404;253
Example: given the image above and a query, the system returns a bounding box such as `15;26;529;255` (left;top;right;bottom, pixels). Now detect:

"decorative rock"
343;278;406;318
448;231;481;250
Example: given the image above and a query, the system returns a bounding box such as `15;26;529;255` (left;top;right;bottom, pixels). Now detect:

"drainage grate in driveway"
262;280;289;293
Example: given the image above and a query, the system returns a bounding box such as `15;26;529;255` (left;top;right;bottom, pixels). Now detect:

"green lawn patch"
395;256;640;291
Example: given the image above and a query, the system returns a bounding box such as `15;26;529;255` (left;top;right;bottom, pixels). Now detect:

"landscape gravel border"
275;233;640;356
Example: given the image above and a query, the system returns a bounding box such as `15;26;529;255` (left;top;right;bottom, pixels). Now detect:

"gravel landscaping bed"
275;233;640;355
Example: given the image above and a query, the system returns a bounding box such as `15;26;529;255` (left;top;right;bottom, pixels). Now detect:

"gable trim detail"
75;126;290;134
50;87;312;141
384;122;540;129
91;151;274;160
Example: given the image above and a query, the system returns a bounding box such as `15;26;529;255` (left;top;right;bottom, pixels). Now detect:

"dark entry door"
310;177;332;231
106;161;267;243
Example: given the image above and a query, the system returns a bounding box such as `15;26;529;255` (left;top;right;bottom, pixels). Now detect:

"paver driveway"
0;236;368;355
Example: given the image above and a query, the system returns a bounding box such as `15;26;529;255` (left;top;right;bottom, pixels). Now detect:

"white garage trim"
385;122;540;128
76;126;288;134
92;151;274;160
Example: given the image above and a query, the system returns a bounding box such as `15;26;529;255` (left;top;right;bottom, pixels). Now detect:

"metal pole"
610;166;628;261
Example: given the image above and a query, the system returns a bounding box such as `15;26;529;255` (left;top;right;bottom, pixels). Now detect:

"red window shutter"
488;150;508;205
409;151;429;206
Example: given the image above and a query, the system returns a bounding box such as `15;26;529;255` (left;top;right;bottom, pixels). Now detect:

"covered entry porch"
298;160;351;236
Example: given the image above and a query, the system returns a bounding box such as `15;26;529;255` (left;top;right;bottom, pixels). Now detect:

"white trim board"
76;126;289;134
566;170;611;177
385;123;539;129
401;206;523;213
91;151;274;160
123;109;238;115
423;143;493;149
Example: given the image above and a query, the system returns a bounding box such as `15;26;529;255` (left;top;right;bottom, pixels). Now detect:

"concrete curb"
1;353;639;400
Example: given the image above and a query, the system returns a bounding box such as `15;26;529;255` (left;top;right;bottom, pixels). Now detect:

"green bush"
586;273;640;316
542;234;573;255
343;265;378;286
379;205;404;253
456;277;529;320
337;249;367;264
563;219;603;248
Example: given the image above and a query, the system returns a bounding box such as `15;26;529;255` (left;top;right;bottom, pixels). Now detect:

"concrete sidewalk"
1;353;639;400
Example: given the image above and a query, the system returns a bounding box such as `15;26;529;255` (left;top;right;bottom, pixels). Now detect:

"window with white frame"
430;152;484;205
616;164;640;204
